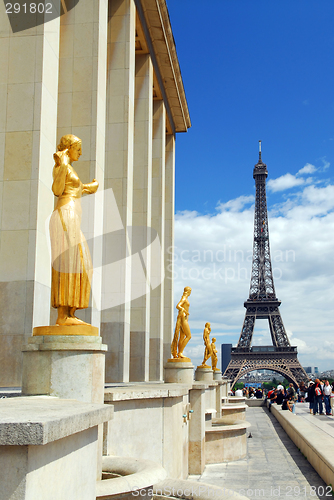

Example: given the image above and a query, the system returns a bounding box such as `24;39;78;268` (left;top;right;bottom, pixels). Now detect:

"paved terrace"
190;405;331;499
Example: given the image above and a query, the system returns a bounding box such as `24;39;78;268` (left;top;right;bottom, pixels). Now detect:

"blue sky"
168;1;334;212
166;1;334;371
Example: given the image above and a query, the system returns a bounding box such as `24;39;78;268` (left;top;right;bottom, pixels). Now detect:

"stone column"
163;134;175;367
189;382;206;475
0;1;61;387
149;100;166;381
215;381;223;419
221;376;229;397
101;0;136;382
129;54;153;381
56;0;108;327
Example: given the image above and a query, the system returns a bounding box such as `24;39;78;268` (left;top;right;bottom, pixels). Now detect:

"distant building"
303;366;319;375
221;344;232;373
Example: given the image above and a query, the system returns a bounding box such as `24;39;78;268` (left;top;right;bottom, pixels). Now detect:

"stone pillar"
163;134;175;367
149;100;166;381
221;376;229;397
56;0;108;327
189;383;206;475
0;1;61;387
215;381;223;419
102;0;136;382
129;54;153;382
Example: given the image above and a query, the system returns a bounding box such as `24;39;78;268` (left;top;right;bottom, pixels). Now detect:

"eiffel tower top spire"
249;142;274;300
234;143;291;349
254;140;268;176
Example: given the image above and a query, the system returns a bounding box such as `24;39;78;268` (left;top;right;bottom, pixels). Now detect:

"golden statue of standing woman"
211;337;219;371
171;286;192;361
198;322;212;368
50;134;98;326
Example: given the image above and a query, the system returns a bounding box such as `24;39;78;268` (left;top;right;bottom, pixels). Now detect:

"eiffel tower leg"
224;359;246;387
268;316;277;347
269;310;290;347
224;350;308;389
237;314;256;349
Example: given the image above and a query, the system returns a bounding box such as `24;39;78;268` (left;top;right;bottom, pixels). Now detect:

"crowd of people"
231;379;334;416
233;386;264;399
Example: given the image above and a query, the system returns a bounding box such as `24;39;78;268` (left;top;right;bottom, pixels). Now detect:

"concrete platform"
0;396;113;445
245;398;265;407
0;396;114;500
272;402;334;490
189;406;328;500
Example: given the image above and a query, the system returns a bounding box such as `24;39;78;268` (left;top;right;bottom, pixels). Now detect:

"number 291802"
6;3;53;14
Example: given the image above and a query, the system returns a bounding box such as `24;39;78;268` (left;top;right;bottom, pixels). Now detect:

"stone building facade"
0;0;190;387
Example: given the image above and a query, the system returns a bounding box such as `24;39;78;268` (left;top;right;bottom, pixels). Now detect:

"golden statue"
211;337;219;371
198;322;212;368
171;286;192;360
50;134;98;326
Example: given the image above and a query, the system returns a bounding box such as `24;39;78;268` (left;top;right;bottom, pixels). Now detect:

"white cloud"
217;195;254;212
267;173;305;192
298;163;317;175
267;160;329;193
318;158;330;171
174;180;334;371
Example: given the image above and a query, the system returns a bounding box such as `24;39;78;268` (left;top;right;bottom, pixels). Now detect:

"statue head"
205;322;211;328
212;337;216;342
57;134;82;162
183;286;192;296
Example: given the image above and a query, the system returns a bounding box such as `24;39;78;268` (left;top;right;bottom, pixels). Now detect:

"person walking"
313;379;324;415
299;382;306;402
305;381;315;414
287;383;297;402
323;380;332;415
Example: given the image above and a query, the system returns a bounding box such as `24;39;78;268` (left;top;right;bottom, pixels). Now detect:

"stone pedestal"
213;370;222;381
22;327;108;480
195;366;213;382
164;360;194;385
22;330;107;404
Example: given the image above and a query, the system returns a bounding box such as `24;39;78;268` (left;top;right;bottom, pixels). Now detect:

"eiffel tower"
224;142;308;388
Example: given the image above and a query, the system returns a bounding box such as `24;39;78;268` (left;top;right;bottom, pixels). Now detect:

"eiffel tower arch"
224;142;308;388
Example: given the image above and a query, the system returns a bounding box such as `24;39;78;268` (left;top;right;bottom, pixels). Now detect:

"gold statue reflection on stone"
211;337;219;371
50;134;98;326
171;286;192;361
198;322;212;368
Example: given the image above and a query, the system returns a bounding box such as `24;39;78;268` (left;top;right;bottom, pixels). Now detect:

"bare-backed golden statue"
50;134;98;326
211;337;219;371
198;322;212;368
171;286;192;361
